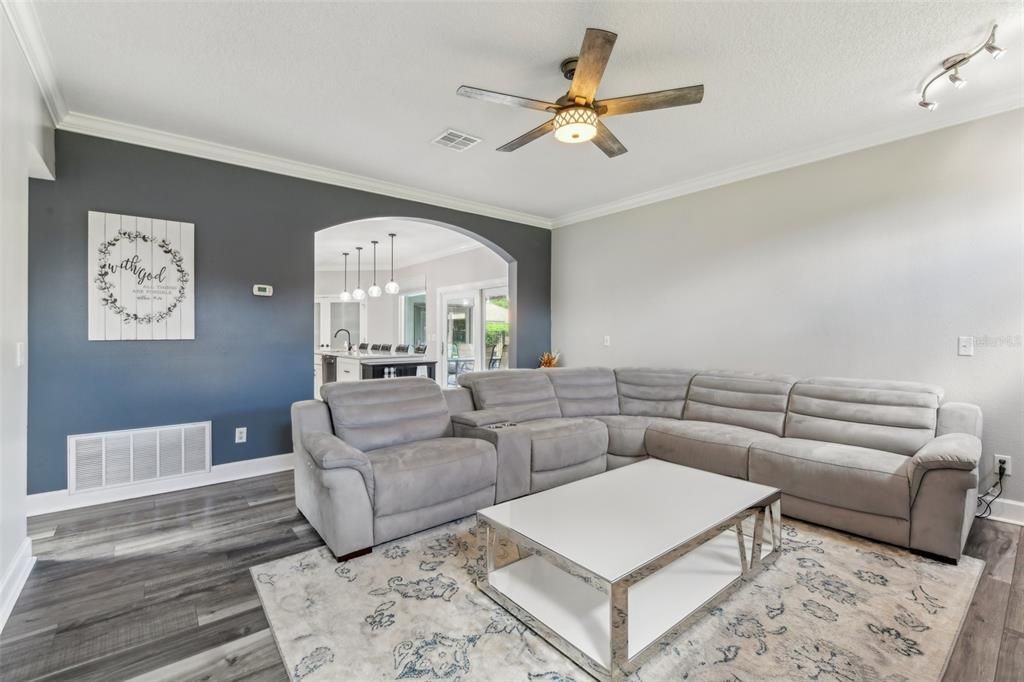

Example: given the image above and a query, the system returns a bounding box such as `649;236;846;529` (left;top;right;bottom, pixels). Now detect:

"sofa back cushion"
320;377;452;452
614;368;696;418
683;370;796;436
786;377;942;455
459;370;561;422
543;367;619;417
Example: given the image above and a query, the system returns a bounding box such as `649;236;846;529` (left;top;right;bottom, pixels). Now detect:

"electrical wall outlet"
995;454;1012;477
235;427;247;444
603;335;611;347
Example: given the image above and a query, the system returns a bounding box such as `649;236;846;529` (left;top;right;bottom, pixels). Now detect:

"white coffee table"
476;458;782;681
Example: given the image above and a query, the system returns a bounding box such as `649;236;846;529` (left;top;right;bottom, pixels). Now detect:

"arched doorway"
313;217;517;393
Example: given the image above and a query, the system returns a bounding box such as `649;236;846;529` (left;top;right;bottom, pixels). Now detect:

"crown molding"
8;0;1018;232
550;97;1024;228
1;0;66;124
59;112;554;229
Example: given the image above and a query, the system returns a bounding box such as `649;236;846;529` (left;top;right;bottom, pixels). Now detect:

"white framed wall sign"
88;211;195;340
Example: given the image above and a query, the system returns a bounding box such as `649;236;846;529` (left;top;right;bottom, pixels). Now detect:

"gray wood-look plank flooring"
0;472;1021;680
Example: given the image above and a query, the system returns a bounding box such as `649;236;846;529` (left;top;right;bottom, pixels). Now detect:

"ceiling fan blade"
497;119;556;152
568;28;617;103
457;86;557;112
596;85;704;116
592;120;627;158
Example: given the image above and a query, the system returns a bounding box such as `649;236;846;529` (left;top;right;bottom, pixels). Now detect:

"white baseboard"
27;453;295;517
0;538;35;634
988;497;1024;527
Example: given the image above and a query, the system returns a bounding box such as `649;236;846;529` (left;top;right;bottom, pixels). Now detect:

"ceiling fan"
457;28;704;158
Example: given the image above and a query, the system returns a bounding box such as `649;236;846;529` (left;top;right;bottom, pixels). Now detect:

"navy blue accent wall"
27;132;551;494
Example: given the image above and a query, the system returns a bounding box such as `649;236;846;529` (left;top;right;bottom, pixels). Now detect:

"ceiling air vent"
432;129;481;152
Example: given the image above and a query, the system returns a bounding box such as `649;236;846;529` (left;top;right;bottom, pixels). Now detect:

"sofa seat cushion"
520;418;609;472
749;438;910;520
594;415;679;457
367;438;497;517
645;420;775;479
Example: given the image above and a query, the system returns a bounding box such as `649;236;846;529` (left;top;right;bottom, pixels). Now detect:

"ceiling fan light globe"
368;285;382;298
353;288;366;301
553;106;599;144
384;281;400;295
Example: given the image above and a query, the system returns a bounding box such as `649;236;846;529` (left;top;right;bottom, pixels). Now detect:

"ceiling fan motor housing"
560;57;578;81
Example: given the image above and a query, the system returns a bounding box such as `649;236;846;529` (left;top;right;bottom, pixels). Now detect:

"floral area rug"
252;517;982;681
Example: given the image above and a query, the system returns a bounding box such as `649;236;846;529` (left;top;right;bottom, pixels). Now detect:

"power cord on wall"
976;460;1006;519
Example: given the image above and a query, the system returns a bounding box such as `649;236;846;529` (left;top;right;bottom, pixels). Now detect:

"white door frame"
396;289;427;349
437;278;508;387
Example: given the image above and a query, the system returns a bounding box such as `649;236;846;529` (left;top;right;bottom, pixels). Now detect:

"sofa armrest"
301;431;375;500
908;433;981;504
937;402;983;439
453;423;530;502
451;409;514;428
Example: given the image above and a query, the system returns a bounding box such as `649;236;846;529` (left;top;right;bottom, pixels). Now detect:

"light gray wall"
552;109;1023;501
316;245;508;363
0;9;55;623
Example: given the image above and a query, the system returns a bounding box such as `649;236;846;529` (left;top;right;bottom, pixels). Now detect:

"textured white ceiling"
30;1;1024;223
314;218;483;271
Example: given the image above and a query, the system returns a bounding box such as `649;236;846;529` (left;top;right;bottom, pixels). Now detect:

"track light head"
984;43;1006;60
948;69;967;88
918;100;937;111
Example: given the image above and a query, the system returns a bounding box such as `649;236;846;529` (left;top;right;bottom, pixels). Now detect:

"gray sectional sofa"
291;367;983;562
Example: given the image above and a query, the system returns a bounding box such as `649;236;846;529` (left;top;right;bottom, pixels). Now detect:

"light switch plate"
15;342;25;367
603;335;611;347
957;336;974;356
235;427;247;443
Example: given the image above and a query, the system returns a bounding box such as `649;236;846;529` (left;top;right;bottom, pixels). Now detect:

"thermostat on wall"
252;284;274;297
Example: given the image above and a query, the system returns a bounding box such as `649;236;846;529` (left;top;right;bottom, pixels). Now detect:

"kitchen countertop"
315;350;435;364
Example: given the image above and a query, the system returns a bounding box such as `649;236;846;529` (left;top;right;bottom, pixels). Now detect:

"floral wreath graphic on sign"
93;229;191;325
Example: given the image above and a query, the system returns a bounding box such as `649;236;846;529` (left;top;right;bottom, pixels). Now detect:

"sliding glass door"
483;286;510;370
439;283;512;386
442;291;478;387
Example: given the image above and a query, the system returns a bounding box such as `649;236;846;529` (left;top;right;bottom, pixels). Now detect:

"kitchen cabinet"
336;357;361;382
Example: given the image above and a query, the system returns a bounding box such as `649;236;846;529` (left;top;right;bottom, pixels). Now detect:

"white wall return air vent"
67;421;212;494
432;129;481;151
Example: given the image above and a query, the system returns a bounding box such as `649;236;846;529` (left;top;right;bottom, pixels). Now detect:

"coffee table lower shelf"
476;497;781;681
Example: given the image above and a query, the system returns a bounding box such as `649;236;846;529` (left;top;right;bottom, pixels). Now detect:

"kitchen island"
315;350;438;394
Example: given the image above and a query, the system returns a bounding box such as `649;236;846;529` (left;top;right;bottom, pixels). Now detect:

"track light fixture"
918;24;1006;111
984;42;1006;60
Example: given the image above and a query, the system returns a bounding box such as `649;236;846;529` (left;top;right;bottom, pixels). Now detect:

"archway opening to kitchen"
313;217;514;394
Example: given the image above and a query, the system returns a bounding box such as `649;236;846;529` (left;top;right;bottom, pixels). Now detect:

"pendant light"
385;233;400;295
339;252;352;301
368;240;383;298
352;246;366;301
